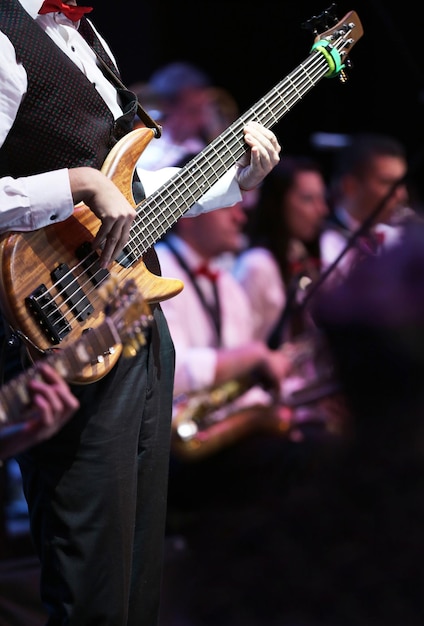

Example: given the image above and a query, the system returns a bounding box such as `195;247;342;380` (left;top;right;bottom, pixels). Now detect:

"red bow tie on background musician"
38;0;93;22
194;263;220;283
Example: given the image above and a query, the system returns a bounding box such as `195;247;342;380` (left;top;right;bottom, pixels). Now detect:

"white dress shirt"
0;0;242;232
233;247;287;343
156;235;255;396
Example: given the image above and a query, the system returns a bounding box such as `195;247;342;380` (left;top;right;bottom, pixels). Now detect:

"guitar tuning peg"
338;58;353;84
301;2;338;35
338;69;349;84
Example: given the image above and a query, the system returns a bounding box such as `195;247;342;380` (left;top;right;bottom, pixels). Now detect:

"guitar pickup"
77;239;136;271
76;242;110;285
51;263;93;321
26;284;71;344
115;245;136;269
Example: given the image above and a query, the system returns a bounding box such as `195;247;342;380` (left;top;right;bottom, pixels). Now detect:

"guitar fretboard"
131;37;348;253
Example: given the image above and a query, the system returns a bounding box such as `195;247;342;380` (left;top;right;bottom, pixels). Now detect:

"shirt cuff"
25;169;75;230
185;168;242;216
137;165;243;218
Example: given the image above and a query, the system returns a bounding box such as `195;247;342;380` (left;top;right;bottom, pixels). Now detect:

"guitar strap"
78;18;162;139
94;52;162;138
163;238;222;344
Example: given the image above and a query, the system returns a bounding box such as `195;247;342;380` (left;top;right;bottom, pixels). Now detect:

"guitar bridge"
26;284;71;344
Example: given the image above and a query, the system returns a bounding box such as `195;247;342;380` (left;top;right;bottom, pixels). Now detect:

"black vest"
0;0;161;276
0;0;136;176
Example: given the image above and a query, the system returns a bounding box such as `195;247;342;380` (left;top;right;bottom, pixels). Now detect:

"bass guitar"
0;10;363;383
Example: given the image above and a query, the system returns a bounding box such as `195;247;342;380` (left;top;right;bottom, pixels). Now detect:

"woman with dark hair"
233;155;329;348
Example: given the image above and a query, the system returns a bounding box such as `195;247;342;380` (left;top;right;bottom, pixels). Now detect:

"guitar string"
34;30;351;333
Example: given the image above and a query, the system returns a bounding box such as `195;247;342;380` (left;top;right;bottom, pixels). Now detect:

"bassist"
0;2;281;624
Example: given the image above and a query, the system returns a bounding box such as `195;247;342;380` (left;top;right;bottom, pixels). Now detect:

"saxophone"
171;378;287;461
171;331;342;460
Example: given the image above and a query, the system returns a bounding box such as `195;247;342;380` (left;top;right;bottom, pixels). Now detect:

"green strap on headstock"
311;39;345;78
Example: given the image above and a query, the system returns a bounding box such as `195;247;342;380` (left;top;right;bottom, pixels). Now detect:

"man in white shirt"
134;61;213;170
156;204;291;398
320;132;411;285
0;2;281;624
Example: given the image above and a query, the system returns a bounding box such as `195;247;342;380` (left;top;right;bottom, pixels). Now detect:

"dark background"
92;0;424;197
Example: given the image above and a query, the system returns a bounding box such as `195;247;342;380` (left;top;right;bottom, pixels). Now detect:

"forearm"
214;342;268;385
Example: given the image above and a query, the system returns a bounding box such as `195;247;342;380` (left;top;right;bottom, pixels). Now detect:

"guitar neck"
133;46;334;251
0;318;120;427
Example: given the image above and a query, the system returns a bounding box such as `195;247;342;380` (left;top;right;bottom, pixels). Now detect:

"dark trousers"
18;305;175;626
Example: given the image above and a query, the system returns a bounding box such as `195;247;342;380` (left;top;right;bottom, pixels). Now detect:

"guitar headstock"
98;275;153;358
304;6;363;82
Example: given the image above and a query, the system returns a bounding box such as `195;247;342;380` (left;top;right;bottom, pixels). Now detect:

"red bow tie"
39;0;93;22
194;263;219;283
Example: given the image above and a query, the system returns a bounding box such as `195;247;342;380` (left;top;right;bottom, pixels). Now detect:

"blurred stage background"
1;3;424;623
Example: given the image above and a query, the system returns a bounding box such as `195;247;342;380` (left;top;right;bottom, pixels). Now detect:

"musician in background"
0;362;79;461
230;155;343;437
156;198;292;392
233;154;330;347
320;132;416;284
133;61;211;170
0;361;79;564
132;61;239;170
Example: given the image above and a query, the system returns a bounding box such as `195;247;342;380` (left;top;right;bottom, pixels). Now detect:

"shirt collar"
19;0;80;31
335;206;361;232
166;234;204;271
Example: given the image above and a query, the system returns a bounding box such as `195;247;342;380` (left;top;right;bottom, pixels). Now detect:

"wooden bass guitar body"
0;128;184;383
